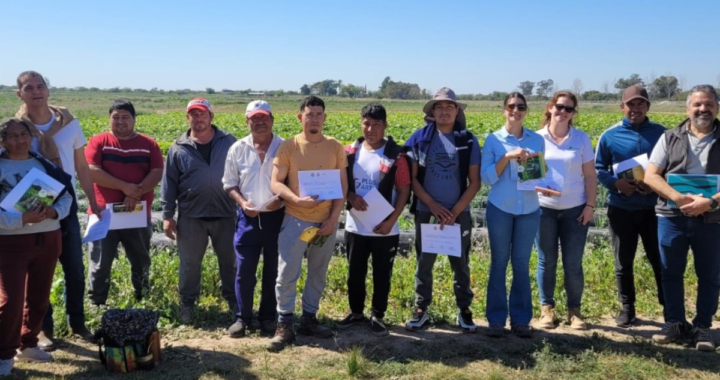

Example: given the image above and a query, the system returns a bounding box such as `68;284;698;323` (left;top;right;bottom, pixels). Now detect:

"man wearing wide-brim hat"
403;87;481;333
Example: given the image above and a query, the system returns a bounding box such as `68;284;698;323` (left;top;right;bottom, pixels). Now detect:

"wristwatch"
710;199;719;211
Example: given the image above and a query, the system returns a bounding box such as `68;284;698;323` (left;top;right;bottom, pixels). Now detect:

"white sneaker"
15;347;53;362
0;358;13;376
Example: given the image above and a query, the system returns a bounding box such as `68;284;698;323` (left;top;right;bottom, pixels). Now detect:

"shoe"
297;314;333;338
614;305;636;328
652;322;686;345
15;347;53;362
512;325;534;338
0;358;13;376
266;323;295;352
694;327;716;352
37;330;56;352
179;306;193;325
457;309;477;333
538;305;556;330
486;325;505;338
405;308;429;331
70;324;98;344
227;320;247;338
259;319;277;336
370;316;389;337
568;308;587;330
337;313;367;330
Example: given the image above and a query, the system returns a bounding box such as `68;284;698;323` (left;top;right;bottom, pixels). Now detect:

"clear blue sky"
5;0;719;94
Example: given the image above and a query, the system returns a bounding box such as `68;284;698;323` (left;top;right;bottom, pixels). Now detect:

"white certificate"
107;201;148;230
0;167;65;214
420;223;462;257
298;169;343;200
349;187;394;231
82;209;112;243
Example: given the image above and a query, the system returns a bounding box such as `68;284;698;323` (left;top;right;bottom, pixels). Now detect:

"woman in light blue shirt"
481;92;544;338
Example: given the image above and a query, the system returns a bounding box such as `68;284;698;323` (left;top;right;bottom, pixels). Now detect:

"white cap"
245;100;272;117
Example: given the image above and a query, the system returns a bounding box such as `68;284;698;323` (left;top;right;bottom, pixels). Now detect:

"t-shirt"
412;132;481;212
273;134;348;223
537;126;595;209
31;116;86;186
85;132;164;218
649;127;718;174
196;141;212;164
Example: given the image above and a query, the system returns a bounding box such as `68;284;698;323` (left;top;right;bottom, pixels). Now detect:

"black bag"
96;308;159;373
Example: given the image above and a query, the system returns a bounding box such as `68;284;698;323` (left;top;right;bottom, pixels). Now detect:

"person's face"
2;122;32;155
247;113;273;136
503;97;527;123
549;96;575;124
621;98;649;125
361;117;386;146
432;101;458;125
187;108;213;133
109;109;135;139
16;75;49;108
298;105;325;135
687;91;719;129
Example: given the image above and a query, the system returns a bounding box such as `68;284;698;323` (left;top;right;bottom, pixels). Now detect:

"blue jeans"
485;202;540;327
43;212;86;330
535;204;589;309
658;216;720;328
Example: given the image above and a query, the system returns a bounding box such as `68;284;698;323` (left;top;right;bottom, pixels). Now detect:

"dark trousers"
607;206;664;307
43;212;86;331
345;231;399;319
0;230;61;360
234;208;284;324
88;223;153;305
414;210;474;310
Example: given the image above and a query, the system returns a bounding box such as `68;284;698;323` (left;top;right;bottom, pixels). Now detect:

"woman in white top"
535;91;597;330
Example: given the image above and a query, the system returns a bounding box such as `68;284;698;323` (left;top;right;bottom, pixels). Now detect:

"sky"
4;0;719;94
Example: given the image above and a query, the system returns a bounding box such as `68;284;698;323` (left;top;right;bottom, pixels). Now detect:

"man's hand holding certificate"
298;169;343;200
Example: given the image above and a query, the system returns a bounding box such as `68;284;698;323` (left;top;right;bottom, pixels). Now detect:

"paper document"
667;174;720;208
420;223;462;257
0;168;65;214
244;195;280;212
298;169;343;200
82;209;112;243
108;201;148;230
613;154;649;181
349;187;394;231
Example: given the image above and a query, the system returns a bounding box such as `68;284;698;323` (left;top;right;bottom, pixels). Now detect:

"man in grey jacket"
161;97;237;324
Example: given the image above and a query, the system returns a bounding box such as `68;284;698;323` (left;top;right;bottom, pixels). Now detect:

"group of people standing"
1;70;719;376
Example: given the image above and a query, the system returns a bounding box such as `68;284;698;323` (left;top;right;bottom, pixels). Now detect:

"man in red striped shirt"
84;100;164;305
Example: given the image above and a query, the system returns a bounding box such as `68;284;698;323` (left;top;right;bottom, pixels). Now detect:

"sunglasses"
554;104;575;113
506;104;527;111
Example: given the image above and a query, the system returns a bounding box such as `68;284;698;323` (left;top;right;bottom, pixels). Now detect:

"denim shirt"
481;126;545;215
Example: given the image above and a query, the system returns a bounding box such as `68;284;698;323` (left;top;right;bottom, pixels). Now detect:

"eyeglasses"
554;104;575;113
506;104;527;111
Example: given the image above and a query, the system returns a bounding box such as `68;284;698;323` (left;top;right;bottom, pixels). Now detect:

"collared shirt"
481;126;545;215
537;126;595;210
222;134;284;212
649;125;718;174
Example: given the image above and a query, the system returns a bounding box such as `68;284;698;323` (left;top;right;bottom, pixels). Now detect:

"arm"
161;147;179;239
645;164;719;217
578;160;598;225
74;148;102;215
594;136;619;191
88;164;142;197
318;167;347;236
271;164;319;208
411;160;453;223
450;164;481;220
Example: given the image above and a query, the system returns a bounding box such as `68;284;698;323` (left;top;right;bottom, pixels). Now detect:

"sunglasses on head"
554;104;575;113
506;104;527;111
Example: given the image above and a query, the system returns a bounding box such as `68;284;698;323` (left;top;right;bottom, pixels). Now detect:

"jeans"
535;204;589;309
43;212;86;331
607;206;664;307
345;231;399;319
233;208;283;324
658;216;720;328
485;202;540;327
413;210;474;310
276;214;336;324
88;224;153;305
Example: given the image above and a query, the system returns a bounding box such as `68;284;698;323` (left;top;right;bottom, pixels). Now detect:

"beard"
691;113;715;129
309;128;319;134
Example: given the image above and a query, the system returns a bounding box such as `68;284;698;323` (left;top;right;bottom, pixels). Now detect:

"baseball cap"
246;100;272;118
622;85;650;104
187;97;213;113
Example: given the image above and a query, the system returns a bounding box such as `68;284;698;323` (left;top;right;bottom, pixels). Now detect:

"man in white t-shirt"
337;103;411;336
15;71;102;349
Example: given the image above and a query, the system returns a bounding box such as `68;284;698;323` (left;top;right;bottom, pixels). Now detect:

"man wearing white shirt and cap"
223;100;284;337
